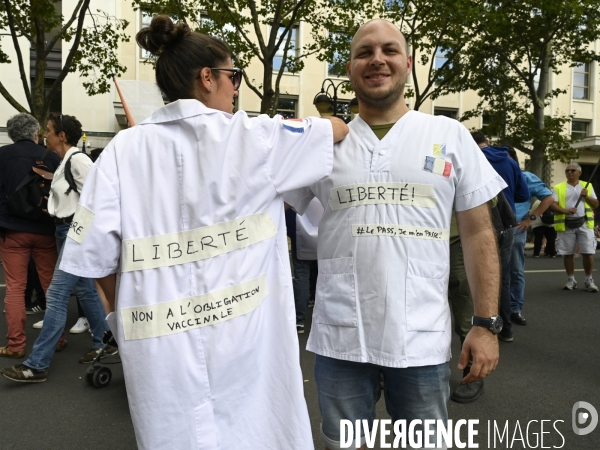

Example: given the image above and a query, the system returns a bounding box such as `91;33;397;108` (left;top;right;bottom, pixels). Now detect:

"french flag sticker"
281;118;305;133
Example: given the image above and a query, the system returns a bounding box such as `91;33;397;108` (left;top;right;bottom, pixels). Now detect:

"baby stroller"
85;330;121;388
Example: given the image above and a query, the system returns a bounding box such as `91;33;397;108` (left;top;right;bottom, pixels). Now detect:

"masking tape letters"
67;204;95;244
329;182;436;210
121;211;277;272
120;274;269;340
352;224;448;241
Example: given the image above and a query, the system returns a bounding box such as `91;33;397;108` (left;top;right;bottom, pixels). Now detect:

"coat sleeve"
260;116;333;195
59;148;121;278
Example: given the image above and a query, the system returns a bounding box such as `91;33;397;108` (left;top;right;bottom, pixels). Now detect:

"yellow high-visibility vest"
553;180;594;231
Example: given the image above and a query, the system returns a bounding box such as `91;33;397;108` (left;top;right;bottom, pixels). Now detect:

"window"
481;111;498;137
328;32;349;78
384;0;404;8
273;26;297;72
275;96;298;119
571;120;589;140
434;47;449;71
334;100;352;124
434;108;458;120
573;63;590;100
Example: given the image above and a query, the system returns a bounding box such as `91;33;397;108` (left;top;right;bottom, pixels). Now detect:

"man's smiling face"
347;20;412;111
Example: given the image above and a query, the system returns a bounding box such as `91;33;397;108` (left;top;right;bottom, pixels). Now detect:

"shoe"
26;302;45;315
511;313;527;326
585;279;599;292
56;338;68;352
2;364;48;383
532;255;540;258
296;324;305;334
0;345;25;359
79;345;118;364
451;377;484;403
70;317;90;334
33;320;44;329
564;279;578;290
498;333;514;342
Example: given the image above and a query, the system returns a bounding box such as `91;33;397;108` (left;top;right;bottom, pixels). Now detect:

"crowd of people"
0;15;598;450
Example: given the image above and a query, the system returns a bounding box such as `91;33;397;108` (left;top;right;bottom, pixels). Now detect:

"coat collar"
140;99;231;124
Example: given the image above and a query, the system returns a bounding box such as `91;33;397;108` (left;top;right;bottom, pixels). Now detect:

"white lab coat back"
60;100;333;450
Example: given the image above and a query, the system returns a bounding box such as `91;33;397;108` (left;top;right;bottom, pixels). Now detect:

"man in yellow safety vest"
550;163;599;291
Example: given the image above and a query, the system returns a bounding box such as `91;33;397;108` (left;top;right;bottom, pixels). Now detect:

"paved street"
1;250;600;449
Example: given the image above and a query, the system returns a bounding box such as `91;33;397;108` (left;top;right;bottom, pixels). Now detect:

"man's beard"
353;70;408;111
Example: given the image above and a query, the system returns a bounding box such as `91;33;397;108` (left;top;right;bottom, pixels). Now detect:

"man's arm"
516;195;554;231
95;274;117;313
320;116;349;143
550;201;576;215
456;203;500;383
581;188;599;210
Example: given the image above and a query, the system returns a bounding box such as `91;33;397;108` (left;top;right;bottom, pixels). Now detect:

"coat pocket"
405;258;447;332
314;257;357;327
194;400;218;450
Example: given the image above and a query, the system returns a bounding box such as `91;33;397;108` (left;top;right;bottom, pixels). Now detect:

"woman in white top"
2;113;112;384
58;16;347;450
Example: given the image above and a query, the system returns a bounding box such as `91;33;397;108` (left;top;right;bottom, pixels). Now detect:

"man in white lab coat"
284;19;506;449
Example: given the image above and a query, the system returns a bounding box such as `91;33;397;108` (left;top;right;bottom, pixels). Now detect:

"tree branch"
214;0;264;61
3;0;33;110
0;79;28;113
46;0;86;55
43;0;92;114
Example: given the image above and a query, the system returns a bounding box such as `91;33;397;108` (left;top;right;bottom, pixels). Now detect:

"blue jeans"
498;230;514;338
510;230;527;314
315;355;450;449
24;223;108;370
292;246;316;325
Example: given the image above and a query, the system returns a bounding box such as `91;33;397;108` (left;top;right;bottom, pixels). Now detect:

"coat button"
379;150;387;155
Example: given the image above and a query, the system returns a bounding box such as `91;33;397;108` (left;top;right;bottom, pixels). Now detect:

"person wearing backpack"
0;113;61;359
2;113;114;382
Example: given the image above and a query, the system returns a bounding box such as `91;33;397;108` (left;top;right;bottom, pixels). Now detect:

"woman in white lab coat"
59;15;347;450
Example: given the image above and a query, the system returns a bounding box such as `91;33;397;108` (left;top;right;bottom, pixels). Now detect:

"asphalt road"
1;249;600;449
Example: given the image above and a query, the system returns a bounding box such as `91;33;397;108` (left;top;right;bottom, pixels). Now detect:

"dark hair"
48;113;83;147
470;131;487;145
136;15;232;102
506;146;519;164
90;148;104;162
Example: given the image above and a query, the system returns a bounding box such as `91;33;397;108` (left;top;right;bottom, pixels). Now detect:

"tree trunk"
260;64;275;116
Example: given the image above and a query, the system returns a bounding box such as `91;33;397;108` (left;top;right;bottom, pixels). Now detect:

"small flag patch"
281;118;305;133
423;156;452;178
433;143;446;156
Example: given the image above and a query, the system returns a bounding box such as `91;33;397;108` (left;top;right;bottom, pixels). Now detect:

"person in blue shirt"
507;148;554;325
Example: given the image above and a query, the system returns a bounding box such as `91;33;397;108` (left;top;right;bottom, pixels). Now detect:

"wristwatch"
472;316;503;334
529;214;537;220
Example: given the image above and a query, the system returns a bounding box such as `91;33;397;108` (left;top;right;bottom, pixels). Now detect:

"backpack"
64;150;92;195
5;149;55;221
540;208;554;225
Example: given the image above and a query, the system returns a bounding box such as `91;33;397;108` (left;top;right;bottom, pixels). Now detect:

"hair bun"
136;15;190;56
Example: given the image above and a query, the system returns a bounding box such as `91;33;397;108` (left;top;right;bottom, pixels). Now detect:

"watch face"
492;316;503;334
530;214;537;220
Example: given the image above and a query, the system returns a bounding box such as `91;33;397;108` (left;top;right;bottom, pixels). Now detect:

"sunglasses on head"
210;68;244;90
565;169;578;173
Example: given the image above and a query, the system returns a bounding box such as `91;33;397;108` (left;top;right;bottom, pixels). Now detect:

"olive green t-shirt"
369;123;396;140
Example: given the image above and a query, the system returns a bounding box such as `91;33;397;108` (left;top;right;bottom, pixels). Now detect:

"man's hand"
320;116;349;143
458;326;499;383
581;188;589;198
566;207;577;215
516;217;532;231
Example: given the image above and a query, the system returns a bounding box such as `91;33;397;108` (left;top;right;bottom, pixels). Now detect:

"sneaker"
33;320;44;329
585;279;599;292
0;346;25;359
564;279;578;290
70;317;90;334
26;302;45;315
498;333;514;342
56;338;68;352
2;364;48;383
296;324;305;334
79;345;118;364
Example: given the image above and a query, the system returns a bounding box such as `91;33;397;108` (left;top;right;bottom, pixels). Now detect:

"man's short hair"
7;113;39;143
507;147;519;165
567;163;582;172
470;131;487;145
48;112;83;147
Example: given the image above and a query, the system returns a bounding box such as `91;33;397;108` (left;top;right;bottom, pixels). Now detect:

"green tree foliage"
457;0;600;177
0;0;129;129
133;0;370;116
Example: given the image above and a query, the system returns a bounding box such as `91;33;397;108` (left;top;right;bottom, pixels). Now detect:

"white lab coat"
285;111;506;368
60;99;333;450
295;198;323;260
